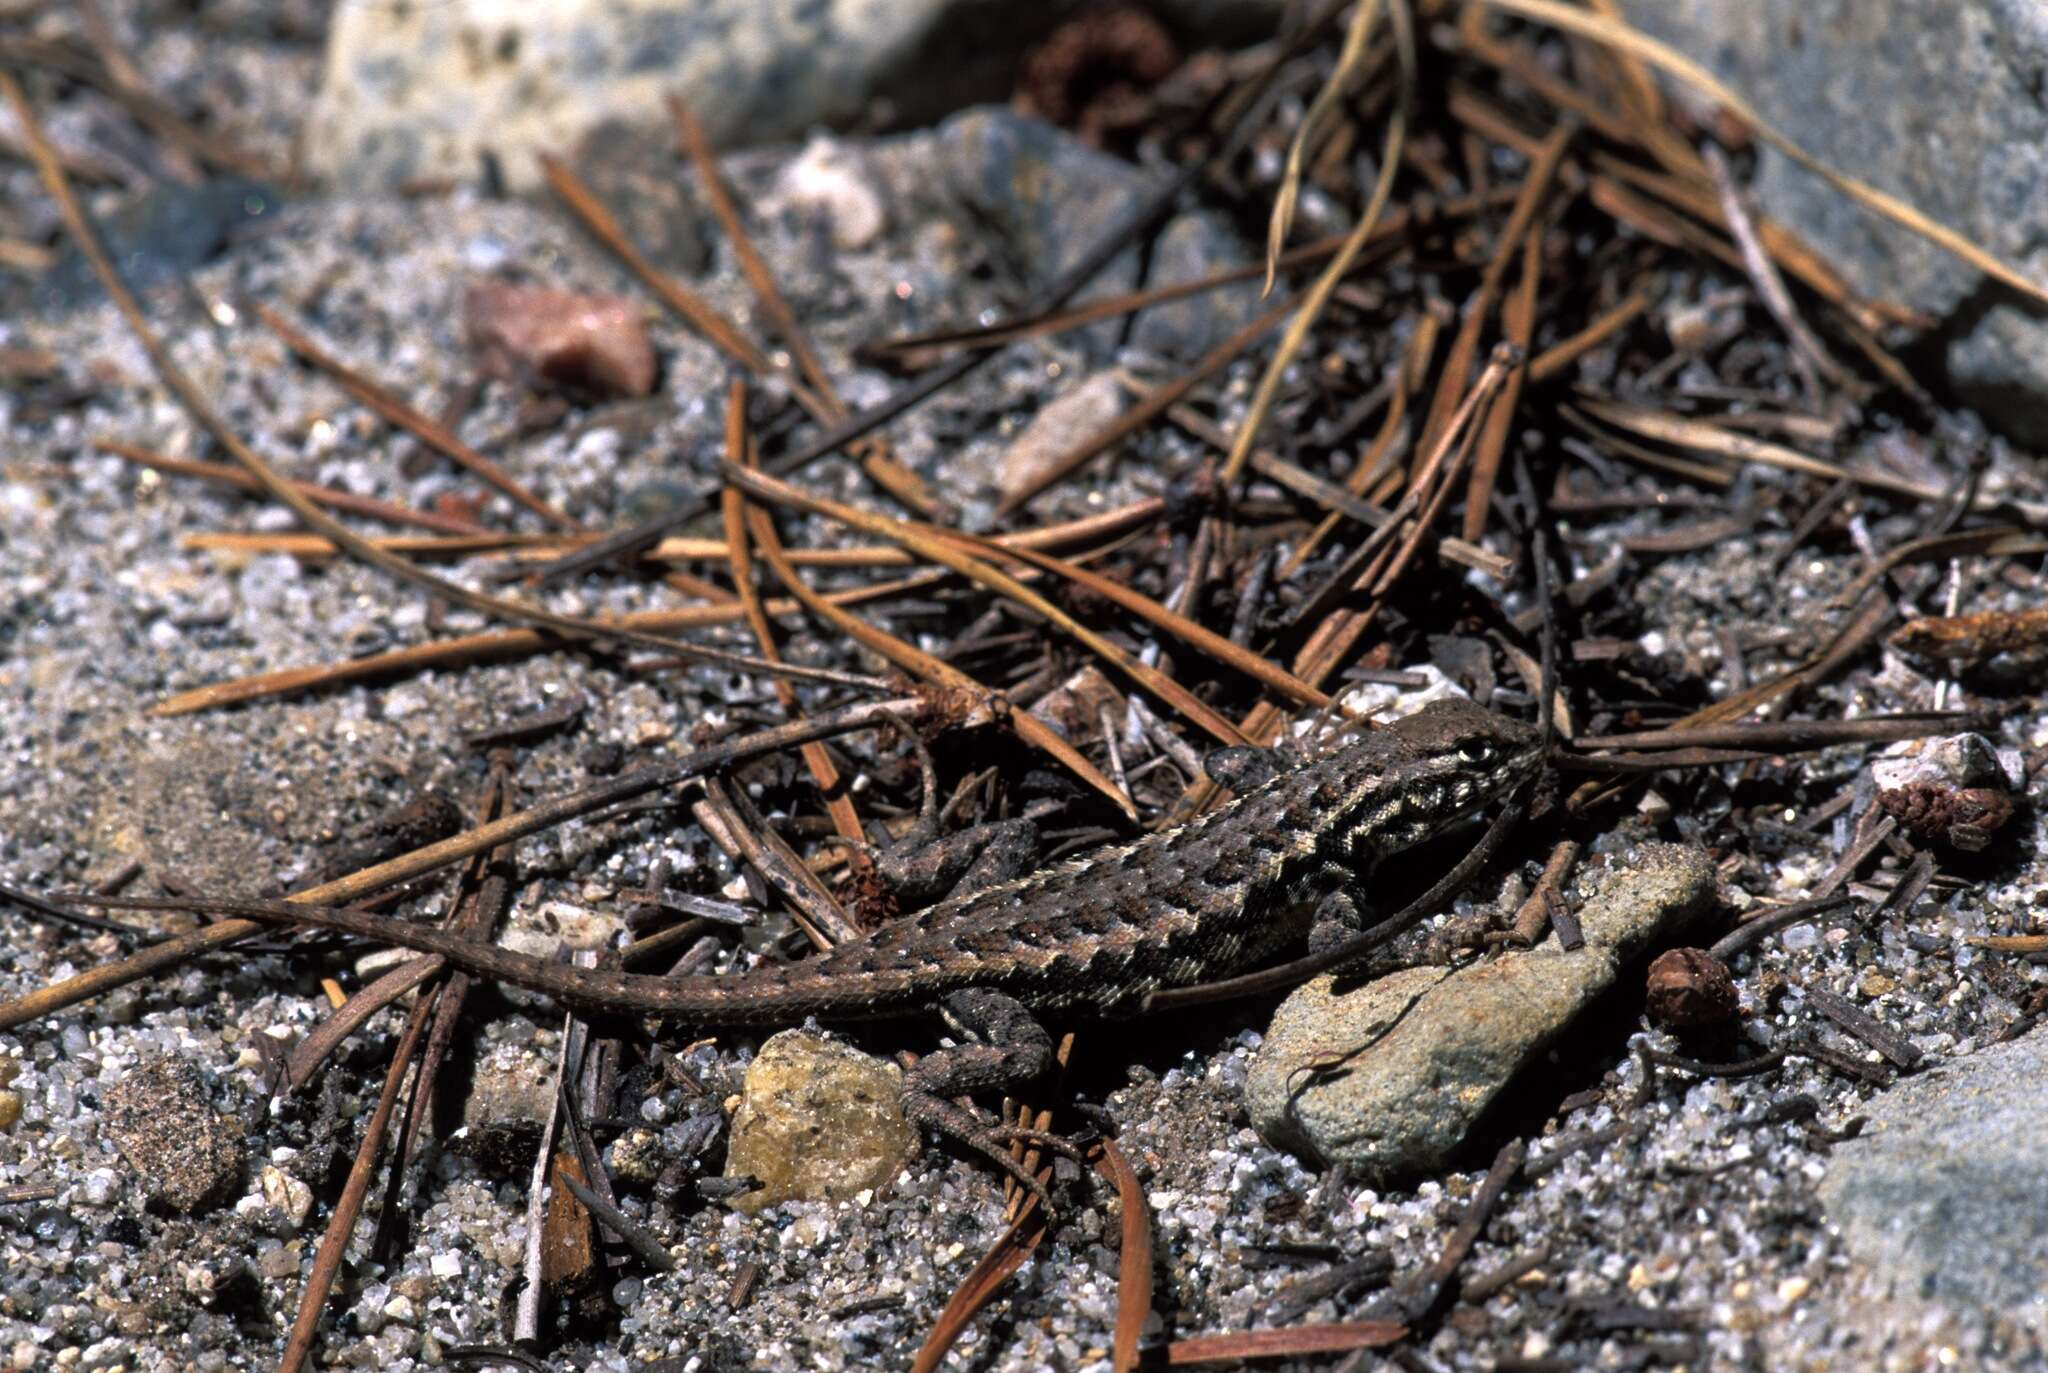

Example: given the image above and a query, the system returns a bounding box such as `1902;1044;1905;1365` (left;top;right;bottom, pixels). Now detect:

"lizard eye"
1457;739;1497;766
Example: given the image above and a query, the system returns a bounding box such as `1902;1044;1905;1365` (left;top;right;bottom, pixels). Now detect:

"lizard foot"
901;988;1079;1214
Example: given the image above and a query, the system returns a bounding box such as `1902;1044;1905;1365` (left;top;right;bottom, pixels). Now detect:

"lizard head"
1330;698;1545;858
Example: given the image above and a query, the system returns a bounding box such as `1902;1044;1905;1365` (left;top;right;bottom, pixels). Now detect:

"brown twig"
278;989;433;1373
669;95;932;513
735;475;1137;818
252;303;580;530
718;380;866;845
726;461;1253;746
1509;839;1579;946
98;439;493;536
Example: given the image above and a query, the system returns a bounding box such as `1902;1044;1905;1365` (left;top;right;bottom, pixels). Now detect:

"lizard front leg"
1288;861;1375;957
874;818;1039;909
850;713;1042;910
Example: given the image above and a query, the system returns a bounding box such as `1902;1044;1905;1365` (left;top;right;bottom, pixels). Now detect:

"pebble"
100;1057;245;1215
464;280;657;399
257;1165;314;1230
995;372;1126;506
723;1029;916;1217
79;1169;119;1208
772;137;889;250
1246;843;1717;1178
1869;732;2019;792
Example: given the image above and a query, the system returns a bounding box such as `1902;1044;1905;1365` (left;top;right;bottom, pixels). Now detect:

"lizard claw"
903;1090;1058;1216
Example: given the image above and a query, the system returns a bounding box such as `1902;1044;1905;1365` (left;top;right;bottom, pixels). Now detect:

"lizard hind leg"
902;989;1087;1215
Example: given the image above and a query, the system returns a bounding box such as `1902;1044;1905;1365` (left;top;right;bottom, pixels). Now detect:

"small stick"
1801;986;1924;1070
1702;144;1859;399
555;1166;677;1274
1394;1137;1527;1322
253;303;580;529
1509;840;1579;946
98;439;491;536
279;991;433;1373
1710;892;1856;960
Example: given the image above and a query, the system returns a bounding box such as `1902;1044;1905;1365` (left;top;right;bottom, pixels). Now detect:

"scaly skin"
107;700;1541;1024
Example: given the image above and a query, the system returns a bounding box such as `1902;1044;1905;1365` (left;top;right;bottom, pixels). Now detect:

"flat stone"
35;178;283;310
1623;0;2048;442
1818;1027;2048;1329
463;280;658;399
1247;842;1716;1178
101;1057;245;1214
303;1;1075;193
723;1030;917;1216
1868;732;2019;792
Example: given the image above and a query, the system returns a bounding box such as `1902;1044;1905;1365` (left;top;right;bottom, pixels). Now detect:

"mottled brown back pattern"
156;699;1541;1026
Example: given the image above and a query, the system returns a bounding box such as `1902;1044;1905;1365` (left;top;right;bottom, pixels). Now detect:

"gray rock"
36;178;282;310
1130;210;1262;359
101;1057;245;1214
568;120;711;278
1247;842;1716;1178
1818;1027;2048;1328
255;1164;314;1231
304;0;1079;193
724;1030;917;1216
933;106;1253;359
935;105;1163;355
1622;0;2048;441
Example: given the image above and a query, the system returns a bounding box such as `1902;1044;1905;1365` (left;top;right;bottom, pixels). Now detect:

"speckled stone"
724;1030;917;1217
101;1056;245;1214
1127;209;1261;359
1819;1026;2048;1329
1247;842;1717;1178
995;371;1126;505
1624;0;2048;442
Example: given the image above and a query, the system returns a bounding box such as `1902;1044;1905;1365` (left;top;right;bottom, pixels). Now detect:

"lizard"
87;698;1543;1199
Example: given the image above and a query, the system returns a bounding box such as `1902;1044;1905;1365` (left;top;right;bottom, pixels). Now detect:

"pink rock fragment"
463;280;656;398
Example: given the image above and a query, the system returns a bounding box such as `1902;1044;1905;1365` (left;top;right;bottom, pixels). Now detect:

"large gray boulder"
1625;0;2048;441
303;0;1288;194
